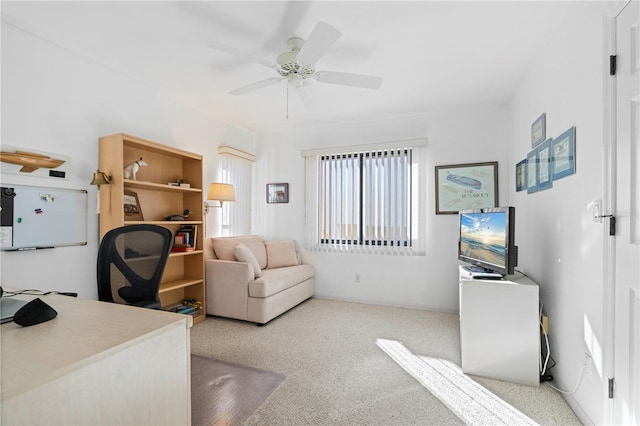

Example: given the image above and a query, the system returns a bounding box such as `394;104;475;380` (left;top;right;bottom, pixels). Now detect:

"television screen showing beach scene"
459;211;506;266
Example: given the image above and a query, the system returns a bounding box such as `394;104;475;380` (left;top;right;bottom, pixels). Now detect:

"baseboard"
312;294;459;315
560;392;594;425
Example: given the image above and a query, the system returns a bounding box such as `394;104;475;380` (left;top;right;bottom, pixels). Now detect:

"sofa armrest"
205;259;253;319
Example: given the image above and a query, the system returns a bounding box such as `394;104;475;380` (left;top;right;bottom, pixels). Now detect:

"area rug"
191;355;285;426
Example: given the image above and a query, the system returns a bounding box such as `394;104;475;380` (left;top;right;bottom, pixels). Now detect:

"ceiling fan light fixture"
288;74;304;88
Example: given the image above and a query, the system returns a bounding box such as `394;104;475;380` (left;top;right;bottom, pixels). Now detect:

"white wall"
507;2;609;424
0;23;256;299
1;2;611;423
254;106;509;312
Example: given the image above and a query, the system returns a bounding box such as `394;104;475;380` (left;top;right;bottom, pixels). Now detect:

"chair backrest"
97;224;173;309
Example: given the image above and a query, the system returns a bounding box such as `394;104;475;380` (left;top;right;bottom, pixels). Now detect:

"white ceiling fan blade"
296;22;342;66
229;78;285;96
314;71;383;89
205;40;278;70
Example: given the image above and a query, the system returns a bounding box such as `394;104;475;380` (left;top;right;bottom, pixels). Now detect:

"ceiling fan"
214;22;383;96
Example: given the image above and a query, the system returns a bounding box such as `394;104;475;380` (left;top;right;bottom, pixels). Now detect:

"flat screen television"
458;206;517;276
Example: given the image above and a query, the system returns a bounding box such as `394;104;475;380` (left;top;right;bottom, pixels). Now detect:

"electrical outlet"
355;274;361;283
584;353;593;379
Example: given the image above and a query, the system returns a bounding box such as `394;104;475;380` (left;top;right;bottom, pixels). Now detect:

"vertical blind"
219;149;253;237
302;143;422;255
304;139;427;255
319;149;412;248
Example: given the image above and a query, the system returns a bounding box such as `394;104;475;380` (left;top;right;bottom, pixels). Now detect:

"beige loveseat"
204;235;314;324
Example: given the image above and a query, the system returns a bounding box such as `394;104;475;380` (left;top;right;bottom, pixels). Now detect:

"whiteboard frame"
1;184;88;251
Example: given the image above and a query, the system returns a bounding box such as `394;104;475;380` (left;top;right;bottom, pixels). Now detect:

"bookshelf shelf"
160;278;204;293
169;250;204;258
124;179;202;193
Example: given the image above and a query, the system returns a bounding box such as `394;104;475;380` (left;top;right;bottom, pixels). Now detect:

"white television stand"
458;265;540;386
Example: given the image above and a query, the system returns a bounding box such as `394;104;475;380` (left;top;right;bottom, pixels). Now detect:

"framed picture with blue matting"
536;138;552;191
526;150;538;194
552;127;576;181
516;159;527;192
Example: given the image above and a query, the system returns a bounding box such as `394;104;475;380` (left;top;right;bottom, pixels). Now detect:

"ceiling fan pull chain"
286;82;289;119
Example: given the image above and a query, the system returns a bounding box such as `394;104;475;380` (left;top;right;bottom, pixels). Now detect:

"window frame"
303;139;427;256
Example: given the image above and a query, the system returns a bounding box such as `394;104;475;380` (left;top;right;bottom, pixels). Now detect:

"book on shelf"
172;225;197;252
174;225;196;247
171;245;195;252
163;299;202;316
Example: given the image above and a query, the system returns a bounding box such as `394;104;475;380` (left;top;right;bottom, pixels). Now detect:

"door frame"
602;1;633;424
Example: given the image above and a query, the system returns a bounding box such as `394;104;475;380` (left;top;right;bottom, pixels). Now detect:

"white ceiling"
2;1;576;134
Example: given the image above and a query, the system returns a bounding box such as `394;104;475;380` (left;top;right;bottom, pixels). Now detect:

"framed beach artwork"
527;150;538;194
536;138;553;191
552;127;576;181
434;162;498;214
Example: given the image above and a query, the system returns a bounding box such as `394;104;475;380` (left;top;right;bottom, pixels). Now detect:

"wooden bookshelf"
98;133;206;324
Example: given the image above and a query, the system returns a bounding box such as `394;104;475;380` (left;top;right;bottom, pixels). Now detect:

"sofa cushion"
211;238;238;261
242;237;268;269
265;240;299;269
234;243;262;278
211;236;267;269
248;264;315;298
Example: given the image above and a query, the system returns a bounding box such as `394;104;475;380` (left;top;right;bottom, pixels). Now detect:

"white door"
614;1;640;424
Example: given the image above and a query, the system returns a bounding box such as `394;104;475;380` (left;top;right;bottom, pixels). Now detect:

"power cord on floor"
538;301;585;394
538;301;587;394
539;302;551;376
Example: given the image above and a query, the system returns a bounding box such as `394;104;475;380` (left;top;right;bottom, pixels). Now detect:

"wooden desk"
1;294;192;425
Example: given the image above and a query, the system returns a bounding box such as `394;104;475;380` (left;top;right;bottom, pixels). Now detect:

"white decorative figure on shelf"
123;157;148;180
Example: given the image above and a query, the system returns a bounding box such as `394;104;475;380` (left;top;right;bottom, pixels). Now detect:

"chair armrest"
205;259;253;319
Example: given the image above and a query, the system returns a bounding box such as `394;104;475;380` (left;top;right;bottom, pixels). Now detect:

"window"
320;149;411;247
218;146;254;236
304;140;426;255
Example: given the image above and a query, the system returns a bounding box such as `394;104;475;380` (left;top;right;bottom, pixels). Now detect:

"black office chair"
97;224;173;309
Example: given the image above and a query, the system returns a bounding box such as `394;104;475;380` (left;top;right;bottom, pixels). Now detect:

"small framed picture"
526;150;538;194
552;127;576;181
515;159;527;192
266;183;289;204
536;138;553;191
531;113;546;147
123;190;144;220
434;161;498;214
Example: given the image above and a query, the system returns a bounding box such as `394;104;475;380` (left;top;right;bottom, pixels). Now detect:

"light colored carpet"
190;297;581;425
191;355;285;426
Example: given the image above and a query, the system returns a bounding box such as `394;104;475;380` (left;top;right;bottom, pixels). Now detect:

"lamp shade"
207;183;235;202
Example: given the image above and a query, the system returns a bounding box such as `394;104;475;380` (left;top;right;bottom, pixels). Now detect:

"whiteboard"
0;184;87;250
